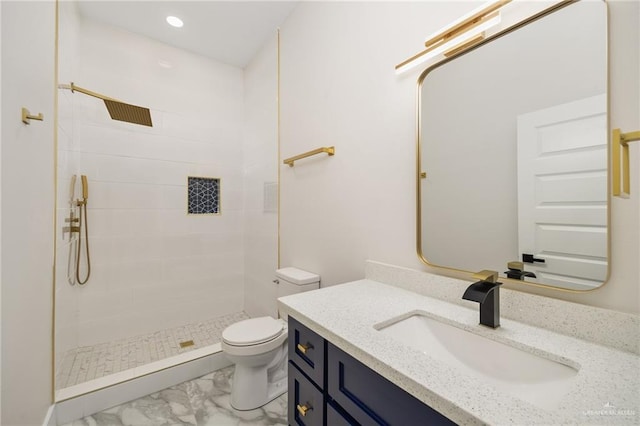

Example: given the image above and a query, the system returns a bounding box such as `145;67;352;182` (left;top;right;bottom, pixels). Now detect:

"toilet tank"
276;267;320;297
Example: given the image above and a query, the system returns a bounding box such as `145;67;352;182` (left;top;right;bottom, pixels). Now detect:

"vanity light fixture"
395;0;511;74
166;15;184;28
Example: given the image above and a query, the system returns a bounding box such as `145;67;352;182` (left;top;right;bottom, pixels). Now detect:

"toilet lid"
222;317;284;346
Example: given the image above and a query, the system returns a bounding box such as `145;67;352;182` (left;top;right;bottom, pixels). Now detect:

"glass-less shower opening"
53;2;274;397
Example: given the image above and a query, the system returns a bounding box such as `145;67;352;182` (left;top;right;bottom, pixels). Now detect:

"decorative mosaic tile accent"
56;311;249;390
188;177;220;214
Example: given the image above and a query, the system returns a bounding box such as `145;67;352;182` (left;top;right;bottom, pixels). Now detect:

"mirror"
418;0;608;291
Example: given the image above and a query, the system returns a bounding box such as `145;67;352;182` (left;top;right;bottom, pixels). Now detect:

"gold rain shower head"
58;82;153;127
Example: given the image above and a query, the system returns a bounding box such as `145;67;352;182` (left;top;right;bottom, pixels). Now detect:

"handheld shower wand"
67;175;78;285
76;175;91;285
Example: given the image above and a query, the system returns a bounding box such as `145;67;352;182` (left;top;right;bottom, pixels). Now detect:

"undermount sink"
375;312;578;411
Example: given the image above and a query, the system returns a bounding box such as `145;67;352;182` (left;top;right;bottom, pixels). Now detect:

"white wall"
243;34;279;318
1;1;56;424
56;19;246;348
279;1;640;314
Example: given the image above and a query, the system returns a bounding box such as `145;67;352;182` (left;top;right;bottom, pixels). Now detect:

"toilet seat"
222;317;284;346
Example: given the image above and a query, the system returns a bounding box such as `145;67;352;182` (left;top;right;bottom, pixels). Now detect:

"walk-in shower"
53;1;278;401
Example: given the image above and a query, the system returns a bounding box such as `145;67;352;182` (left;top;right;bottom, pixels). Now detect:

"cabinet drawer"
327;343;455;426
288;316;325;388
288;362;324;426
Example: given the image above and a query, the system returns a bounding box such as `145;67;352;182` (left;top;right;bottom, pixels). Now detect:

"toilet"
221;267;320;410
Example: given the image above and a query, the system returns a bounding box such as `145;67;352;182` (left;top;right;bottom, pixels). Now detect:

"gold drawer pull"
297;403;313;417
297;342;313;354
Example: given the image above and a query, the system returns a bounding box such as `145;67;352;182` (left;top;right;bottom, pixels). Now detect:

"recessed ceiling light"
166;16;183;28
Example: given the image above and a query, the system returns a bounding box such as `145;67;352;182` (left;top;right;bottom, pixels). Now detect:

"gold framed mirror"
417;0;608;292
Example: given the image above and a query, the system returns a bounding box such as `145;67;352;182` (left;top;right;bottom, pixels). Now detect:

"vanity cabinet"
287;316;454;425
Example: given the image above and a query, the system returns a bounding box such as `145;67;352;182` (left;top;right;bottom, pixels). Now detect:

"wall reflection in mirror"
418;0;608;291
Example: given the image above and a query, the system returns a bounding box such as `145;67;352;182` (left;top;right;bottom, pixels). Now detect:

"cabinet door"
327;400;357;426
288;362;324;426
289;316;325;388
327;343;455;426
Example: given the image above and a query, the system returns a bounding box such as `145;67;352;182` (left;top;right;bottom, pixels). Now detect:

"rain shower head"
58;83;153;127
103;99;152;127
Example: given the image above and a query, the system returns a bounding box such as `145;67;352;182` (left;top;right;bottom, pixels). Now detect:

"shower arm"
58;82;119;102
57;82;153;127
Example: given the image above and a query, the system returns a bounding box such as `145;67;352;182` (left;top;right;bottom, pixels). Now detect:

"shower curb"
54;345;231;425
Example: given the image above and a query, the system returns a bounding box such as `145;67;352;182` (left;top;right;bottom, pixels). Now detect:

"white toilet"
221;267;320;410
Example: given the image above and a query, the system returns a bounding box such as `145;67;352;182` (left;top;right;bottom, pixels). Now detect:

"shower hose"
76;201;91;285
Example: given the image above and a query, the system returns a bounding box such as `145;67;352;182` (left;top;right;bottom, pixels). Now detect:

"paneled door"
517;94;607;290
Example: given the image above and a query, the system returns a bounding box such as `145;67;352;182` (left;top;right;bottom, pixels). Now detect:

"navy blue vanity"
287;316;454;425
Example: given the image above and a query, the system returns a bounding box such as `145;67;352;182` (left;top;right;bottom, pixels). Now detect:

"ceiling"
76;1;299;68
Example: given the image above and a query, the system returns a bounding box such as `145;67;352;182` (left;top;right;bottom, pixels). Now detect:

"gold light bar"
612;129;640;197
395;0;510;74
283;146;335;167
424;1;510;48
444;33;486;58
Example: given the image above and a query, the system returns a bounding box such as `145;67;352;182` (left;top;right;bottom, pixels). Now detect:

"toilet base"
230;362;287;411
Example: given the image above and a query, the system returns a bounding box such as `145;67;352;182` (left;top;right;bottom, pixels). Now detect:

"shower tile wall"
56;9;246;361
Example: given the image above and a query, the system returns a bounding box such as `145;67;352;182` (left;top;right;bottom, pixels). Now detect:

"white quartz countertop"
278;279;640;425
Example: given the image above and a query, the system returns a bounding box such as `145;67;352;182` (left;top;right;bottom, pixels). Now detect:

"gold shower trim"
52;0;60;405
612;129;640;197
277;28;281;269
283;146;335;167
58;82;153;127
415;0;610;294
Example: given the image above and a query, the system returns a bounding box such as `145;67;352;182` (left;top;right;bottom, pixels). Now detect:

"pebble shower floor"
56;311;249;389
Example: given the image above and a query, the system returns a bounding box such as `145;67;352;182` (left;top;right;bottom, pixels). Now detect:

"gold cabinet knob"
297;342;313;354
296;403;313;417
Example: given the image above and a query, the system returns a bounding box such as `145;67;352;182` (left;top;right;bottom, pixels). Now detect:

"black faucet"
504;261;536;280
462;270;501;328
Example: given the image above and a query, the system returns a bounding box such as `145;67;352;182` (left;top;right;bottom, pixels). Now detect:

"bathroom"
1;0;639;425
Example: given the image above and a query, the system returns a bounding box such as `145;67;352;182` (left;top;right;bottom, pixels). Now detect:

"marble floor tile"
57;311;249;390
184;369;287;426
61;366;288;426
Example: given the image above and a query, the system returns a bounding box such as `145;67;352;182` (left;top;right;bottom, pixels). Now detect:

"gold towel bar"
283;146;335;167
612;129;640;197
